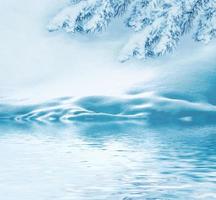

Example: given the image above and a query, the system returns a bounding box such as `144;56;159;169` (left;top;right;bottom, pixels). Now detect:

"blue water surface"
0;121;215;200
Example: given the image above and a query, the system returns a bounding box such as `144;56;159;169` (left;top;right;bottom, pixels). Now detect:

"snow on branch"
194;0;216;43
48;0;129;33
48;0;216;61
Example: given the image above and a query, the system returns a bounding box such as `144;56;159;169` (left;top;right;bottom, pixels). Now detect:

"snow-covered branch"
48;0;129;33
194;0;216;43
48;0;216;61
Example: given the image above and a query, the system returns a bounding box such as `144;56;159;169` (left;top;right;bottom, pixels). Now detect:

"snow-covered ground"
0;0;216;104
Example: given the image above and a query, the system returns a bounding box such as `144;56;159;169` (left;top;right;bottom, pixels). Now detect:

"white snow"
47;2;88;32
0;0;216;104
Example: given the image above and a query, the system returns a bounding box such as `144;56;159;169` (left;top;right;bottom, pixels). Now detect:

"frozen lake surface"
0;123;216;200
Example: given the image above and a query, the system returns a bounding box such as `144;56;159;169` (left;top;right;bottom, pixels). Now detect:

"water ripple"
0;92;216;125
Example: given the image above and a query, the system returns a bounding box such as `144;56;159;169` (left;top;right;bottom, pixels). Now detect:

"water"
1;92;216;125
0;93;216;199
0;122;216;200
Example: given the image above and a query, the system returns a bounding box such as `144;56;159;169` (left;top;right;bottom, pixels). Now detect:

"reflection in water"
0;122;216;200
1;92;216;126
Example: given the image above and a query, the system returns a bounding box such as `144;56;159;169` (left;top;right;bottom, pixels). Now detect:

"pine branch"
48;0;216;61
